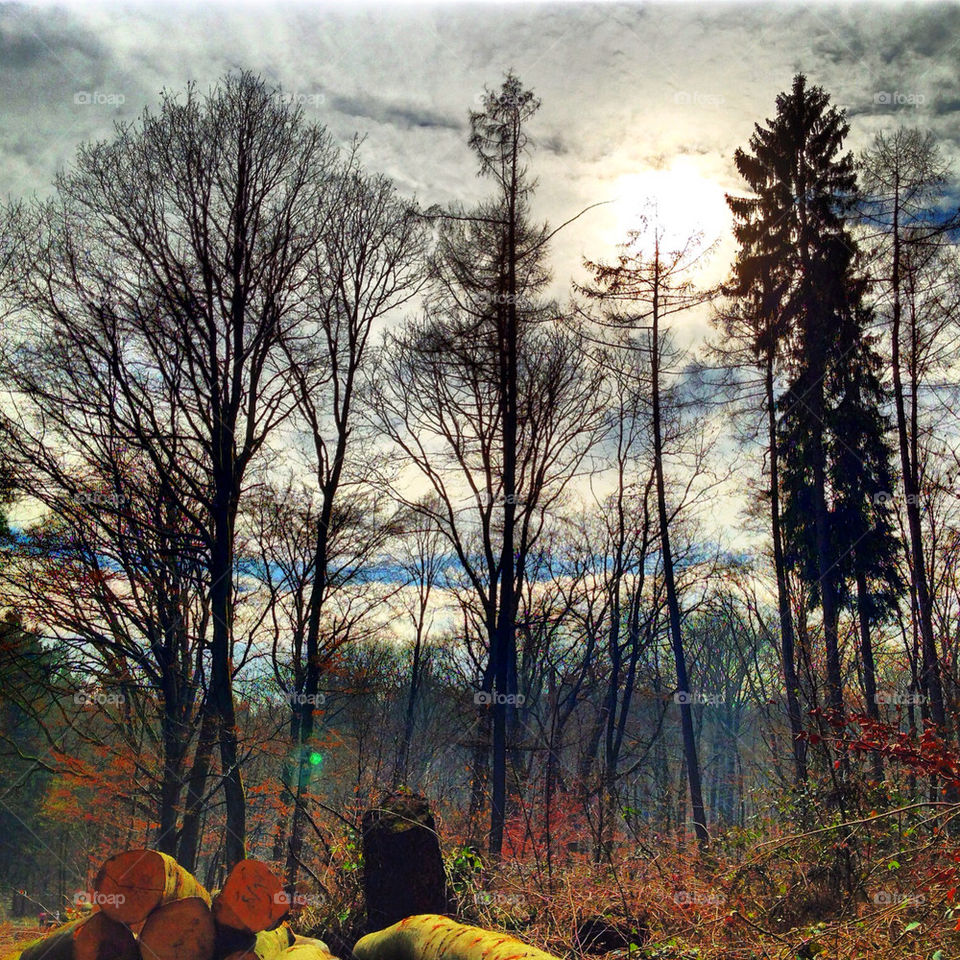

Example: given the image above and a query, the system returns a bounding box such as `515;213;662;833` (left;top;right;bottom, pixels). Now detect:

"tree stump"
361;792;448;931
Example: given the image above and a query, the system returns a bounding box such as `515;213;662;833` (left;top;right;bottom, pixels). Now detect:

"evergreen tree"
729;76;901;755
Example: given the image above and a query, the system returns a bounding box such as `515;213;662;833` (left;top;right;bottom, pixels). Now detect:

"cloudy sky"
3;0;959;544
3;0;960;298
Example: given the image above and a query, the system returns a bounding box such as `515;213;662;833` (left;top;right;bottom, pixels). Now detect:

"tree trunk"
650;252;709;850
177;706;218;873
157;680;187;856
488;130;521;860
889;204;947;736
211;483;246;870
361;792;448;932
765;347;807;784
855;567;884;784
394;616;426;789
810;379;846;720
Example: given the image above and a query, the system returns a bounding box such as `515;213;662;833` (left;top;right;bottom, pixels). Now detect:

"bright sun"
612;158;731;258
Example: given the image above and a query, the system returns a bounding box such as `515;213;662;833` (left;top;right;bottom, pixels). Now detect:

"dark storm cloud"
1;4;104;68
326;92;461;132
0;5;111;91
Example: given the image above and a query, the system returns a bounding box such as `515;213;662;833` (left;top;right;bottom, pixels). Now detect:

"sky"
2;0;960;546
3;0;960;301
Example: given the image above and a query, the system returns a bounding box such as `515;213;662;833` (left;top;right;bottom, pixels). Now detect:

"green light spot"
309;752;323;766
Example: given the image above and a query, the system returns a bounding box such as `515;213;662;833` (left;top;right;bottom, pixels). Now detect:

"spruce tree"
729;76;901;762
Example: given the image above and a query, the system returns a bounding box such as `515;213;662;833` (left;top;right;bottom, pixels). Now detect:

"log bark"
95;850;210;924
220;925;294;960
291;938;329;952
353;916;560;960
138;897;215;960
15;913;138;960
213;860;287;934
278;945;336;960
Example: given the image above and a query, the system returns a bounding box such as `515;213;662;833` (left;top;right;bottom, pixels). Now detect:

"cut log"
291;938;329;953
138;897;215;960
15;913;138;960
278;945;336;960
10;919;82;960
94;850;210;924
212;860;287;934
353;916;562;960
219;924;294;960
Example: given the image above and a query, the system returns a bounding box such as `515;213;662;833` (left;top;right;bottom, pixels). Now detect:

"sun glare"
612;158;732;258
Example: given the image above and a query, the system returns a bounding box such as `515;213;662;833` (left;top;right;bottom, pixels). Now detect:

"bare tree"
369;74;605;857
859;128;960;740
390;507;447;789
272;144;425;890
1;72;342;867
579;219;718;850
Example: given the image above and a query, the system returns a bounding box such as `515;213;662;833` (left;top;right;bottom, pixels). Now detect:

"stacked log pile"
7;851;335;960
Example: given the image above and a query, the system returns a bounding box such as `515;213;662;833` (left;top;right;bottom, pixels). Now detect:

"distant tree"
0;454;13;541
272;143;425;891
578;219;718;851
390;508;446;790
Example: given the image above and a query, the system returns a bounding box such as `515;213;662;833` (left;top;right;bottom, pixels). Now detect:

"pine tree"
729;76;901;768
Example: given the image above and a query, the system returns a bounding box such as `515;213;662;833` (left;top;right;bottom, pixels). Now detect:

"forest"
1;68;959;960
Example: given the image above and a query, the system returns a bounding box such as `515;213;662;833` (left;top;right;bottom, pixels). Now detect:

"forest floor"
0;922;45;960
5;812;960;960
295;818;960;960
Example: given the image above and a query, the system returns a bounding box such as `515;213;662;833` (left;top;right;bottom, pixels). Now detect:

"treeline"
0;70;959;911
